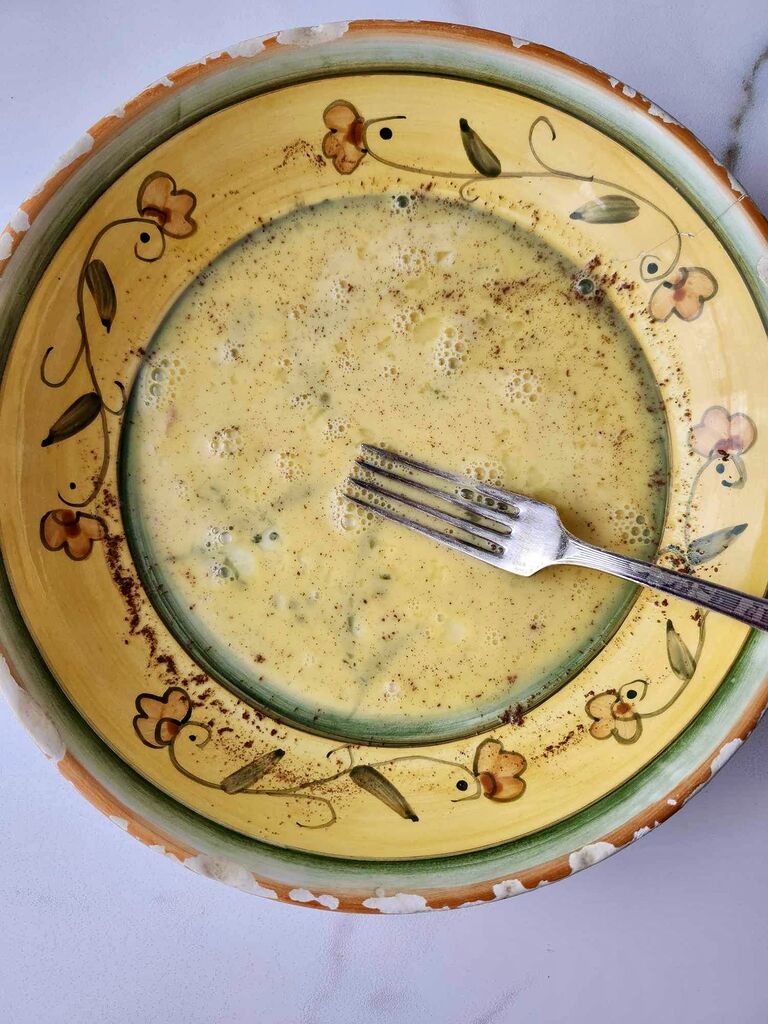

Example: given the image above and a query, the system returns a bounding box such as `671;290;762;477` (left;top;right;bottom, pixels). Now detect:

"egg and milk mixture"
124;193;667;737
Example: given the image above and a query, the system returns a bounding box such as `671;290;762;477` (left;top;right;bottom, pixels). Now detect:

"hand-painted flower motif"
322;100;366;175
133;687;192;748
137;172;197;238
690;406;757;458
586;688;643;744
473;739;526;801
648;266;717;322
39;509;106;561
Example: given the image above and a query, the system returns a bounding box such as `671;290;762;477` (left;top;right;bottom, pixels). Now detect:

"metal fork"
346;445;768;632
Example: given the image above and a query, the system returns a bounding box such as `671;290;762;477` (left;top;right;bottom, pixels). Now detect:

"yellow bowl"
1;20;767;913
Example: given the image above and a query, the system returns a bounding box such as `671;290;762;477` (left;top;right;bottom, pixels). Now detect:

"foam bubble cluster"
204;525;233;550
391;192;417;214
275;449;304;480
289;391;314;410
287;302;308;322
329;278;354;305
506;368;542;406
329;485;396;534
324;416;350;441
434;326;466;375
334;348;359;375
463;458;504;487
141;356;186;408
393;245;429;276
485;627;504;647
208;558;237;582
208;426;243;457
609;505;655;548
329;490;373;534
390;307;422;336
219;341;242;363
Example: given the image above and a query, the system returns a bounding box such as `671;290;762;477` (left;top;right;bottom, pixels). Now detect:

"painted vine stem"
39;172;197;560
133;687;528;828
586;406;757;743
321;101;718;320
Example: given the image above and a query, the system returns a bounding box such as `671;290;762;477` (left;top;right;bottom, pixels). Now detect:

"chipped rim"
1;19;767;913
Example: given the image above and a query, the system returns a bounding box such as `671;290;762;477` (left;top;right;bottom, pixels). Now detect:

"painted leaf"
349;765;419;821
666;619;696;681
459;118;502;177
570;194;640;224
41;392;101;447
687;524;747;566
221;748;285;793
85;258;117;331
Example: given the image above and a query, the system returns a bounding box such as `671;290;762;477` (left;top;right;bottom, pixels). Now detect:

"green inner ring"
118;195;668;746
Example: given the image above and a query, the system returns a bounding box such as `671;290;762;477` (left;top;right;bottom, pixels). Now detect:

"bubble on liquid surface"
141;356;186;408
329;278;354;305
290;391;314;411
219;342;242;364
334;348;359;375
329;490;373;534
275;450;304;480
464;458;504;487
485;627;503;647
208;426;243;457
287;302;308;322
433;326;466;375
390;307;423;337
391;192;417;214
506;368;542;406
324;416;350;441
330;487;394;534
392;245;429;277
209;558;237;582
204;525;234;550
609;505;655;548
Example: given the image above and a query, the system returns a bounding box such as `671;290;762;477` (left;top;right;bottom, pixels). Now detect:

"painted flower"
690;406;757;458
586;687;643;743
648;266;717;322
133;687;192;748
137;172;197;238
322;100;366;175
473;739;526;801
40;508;106;561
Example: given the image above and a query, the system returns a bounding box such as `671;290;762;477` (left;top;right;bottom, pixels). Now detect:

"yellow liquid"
123;193;667;744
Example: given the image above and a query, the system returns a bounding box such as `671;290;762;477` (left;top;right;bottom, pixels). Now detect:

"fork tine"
348;476;509;547
360;444;525;510
344;493;506;568
355;458;513;527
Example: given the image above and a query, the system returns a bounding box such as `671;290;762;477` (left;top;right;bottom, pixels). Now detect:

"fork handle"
562;537;768;632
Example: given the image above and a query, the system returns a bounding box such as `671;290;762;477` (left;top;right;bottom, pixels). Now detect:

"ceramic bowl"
1;20;767;913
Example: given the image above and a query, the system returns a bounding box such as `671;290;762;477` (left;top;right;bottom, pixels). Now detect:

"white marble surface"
1;3;767;1022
